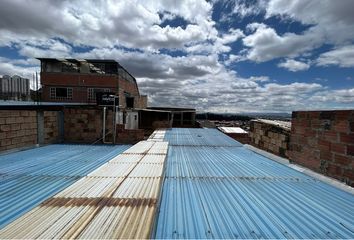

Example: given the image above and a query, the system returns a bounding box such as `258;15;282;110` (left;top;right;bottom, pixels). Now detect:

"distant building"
37;58;147;109
0;75;30;101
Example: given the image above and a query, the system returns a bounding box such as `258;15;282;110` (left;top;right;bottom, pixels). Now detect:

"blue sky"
0;0;353;113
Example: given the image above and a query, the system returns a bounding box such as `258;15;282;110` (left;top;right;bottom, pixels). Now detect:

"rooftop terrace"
0;129;353;239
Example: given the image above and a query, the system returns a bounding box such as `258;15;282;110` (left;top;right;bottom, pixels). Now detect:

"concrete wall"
249;120;290;158
289;110;354;186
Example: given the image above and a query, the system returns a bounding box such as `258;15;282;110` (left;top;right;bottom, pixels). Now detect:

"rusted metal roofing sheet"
0;144;130;229
156;128;354;239
0;141;168;239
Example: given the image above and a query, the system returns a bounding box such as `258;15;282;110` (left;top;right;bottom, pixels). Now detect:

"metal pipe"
103;107;106;143
114;106;118;143
113;103;116;144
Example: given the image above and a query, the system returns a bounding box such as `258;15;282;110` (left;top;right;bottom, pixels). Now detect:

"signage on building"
96;92;119;106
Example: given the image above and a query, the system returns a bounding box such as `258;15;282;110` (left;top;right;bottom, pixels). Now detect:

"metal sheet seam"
150;150;169;238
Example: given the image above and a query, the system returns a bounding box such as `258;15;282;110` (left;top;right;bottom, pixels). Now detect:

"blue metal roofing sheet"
164;128;242;147
166;146;310;179
156;128;354;239
0;144;130;228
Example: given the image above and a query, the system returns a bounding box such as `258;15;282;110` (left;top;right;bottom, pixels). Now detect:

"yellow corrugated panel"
78;203;156;239
140;154;166;164
129;163;164;177
88;163;136;177
109;154;144;163
113;177;162;199
55;177;125;198
123;141;154;154
0;140;168;239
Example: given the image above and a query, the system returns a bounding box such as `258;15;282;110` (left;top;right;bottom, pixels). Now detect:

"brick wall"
289;110;354;186
63;107;113;143
43;111;60;144
0;110;37;151
116;124;144;144
63;107;144;144
225;133;250;144
249;120;290;158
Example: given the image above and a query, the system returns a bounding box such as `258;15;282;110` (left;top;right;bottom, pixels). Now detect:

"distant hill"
196;112;291;121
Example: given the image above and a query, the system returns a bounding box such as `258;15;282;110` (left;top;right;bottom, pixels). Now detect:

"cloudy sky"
0;0;353;113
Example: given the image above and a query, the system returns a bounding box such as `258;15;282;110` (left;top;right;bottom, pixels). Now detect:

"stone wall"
289;110;354;186
249;120;291;158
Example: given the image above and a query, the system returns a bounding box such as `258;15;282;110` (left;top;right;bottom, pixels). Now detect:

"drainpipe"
102;107;112;144
102;107;106;143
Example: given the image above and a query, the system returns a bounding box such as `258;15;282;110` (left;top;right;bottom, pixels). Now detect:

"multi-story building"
38;58;147;109
0;75;30;101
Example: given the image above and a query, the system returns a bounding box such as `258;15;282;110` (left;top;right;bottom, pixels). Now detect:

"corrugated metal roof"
218;126;248;134
0;141;169;239
148;130;166;142
156;128;354;239
0;144;130;229
164;128;242;147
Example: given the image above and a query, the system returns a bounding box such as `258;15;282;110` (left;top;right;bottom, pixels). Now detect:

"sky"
0;0;353;113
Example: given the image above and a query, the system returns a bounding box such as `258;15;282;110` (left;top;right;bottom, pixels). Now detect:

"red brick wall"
41;73;119;87
289;110;354;186
41;73;147;108
0;110;37;151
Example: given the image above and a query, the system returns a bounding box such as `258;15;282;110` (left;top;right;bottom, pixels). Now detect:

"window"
50;87;73;100
87;88;110;101
126;96;134;108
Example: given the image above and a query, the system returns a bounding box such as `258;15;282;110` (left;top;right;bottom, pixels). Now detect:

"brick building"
38;58;147;109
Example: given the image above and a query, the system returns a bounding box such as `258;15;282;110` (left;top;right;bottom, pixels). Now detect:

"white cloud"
242;23;321;62
219;0;265;22
310;88;354;104
316;45;354;68
0;0;215;51
0;0;352;112
265;0;354;45
278;59;310;72
239;0;354;63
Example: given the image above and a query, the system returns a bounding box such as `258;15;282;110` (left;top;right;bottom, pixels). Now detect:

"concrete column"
37;110;44;145
57;111;64;142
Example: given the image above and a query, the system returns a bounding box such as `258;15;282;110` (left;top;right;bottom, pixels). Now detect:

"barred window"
87;88;110;100
50;87;73;100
